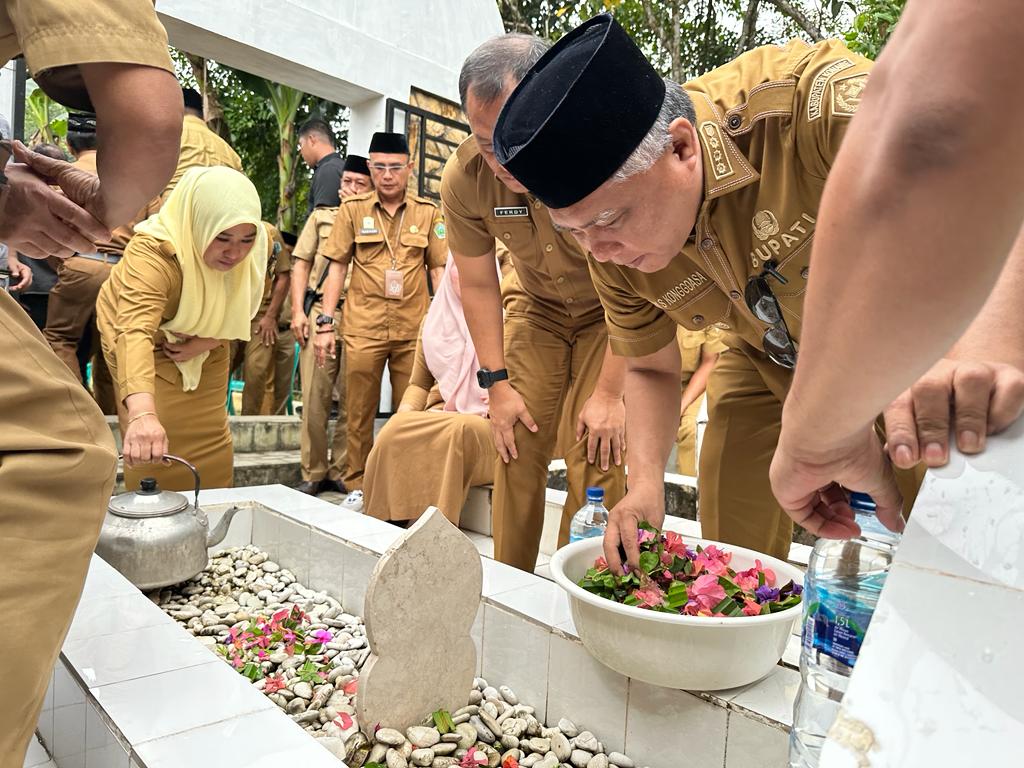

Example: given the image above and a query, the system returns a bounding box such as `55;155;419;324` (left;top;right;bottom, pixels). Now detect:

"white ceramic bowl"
549;533;803;691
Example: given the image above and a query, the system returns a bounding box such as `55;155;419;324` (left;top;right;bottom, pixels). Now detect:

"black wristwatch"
315;313;335;327
476;367;509;389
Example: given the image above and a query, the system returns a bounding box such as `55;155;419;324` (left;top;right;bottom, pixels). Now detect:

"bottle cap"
585;486;604;501
849;492;876;512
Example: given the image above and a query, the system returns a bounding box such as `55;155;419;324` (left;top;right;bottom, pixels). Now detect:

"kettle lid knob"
139;478;158;494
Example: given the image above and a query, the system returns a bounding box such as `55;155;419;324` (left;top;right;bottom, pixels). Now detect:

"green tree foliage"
842;0;905;58
23;84;68;148
172;50;346;233
496;1;871;80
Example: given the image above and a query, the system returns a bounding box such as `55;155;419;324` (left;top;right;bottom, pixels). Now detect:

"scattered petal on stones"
154;546;646;768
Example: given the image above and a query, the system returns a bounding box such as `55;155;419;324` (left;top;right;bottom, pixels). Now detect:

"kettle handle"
159;454;202;513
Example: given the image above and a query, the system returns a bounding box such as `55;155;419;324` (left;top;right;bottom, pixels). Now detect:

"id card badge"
384;269;404;299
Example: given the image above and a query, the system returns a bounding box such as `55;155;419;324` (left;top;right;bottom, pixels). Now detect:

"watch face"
476;369;490;388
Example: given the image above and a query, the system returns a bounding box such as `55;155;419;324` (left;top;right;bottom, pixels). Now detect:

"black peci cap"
342;154;370;176
182;88;204;112
368;132;410;155
66;112;97;134
280;230;298;247
493;14;665;209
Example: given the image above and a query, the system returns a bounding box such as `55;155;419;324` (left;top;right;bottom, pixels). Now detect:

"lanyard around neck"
376;208;406;270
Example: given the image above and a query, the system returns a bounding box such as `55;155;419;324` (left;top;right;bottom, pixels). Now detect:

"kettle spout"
206;505;240;548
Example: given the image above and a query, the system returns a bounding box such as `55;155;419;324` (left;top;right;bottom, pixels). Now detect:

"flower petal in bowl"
549;534;803;691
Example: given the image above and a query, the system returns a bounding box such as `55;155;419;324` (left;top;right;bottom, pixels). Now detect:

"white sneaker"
341;490;364;513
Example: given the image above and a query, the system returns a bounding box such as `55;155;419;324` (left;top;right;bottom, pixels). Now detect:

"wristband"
128;411;157;426
316;328;335;334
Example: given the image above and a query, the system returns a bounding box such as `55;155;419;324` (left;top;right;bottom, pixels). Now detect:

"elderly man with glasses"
489;14;1024;571
314;132;447;507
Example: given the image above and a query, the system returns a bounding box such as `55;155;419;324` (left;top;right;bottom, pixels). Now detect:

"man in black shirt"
298;117;345;213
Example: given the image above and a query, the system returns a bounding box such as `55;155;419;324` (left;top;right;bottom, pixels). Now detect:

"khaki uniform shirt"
401;319;444;412
96;235;183;398
294;207;341;299
0;0;173;105
323;191;447;342
161;115;243;202
258;222;291;322
589;39;871;372
441;138;604;331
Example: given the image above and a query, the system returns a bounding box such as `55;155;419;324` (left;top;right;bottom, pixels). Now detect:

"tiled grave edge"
242;485;794;768
37;511;345;768
44;485;795;768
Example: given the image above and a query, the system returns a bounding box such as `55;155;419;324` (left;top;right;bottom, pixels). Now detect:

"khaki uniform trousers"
675;337;712;476
700;342;923;561
43;254;118;414
364;410;495;524
0;290;118;763
493;316;627;572
299;304;347;483
343;335;416;490
676;392;705;477
242;320;295;415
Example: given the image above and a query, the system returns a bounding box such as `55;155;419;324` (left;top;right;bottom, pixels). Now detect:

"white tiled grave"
39;485;797;768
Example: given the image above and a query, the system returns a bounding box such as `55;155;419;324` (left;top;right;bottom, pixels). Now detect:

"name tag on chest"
493;206;529;218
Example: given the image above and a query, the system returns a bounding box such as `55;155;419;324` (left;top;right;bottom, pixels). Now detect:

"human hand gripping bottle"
569;486;608;542
789;492;901;768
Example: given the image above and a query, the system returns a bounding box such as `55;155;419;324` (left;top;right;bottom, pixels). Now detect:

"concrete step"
105;415;319;454
114;449;301;494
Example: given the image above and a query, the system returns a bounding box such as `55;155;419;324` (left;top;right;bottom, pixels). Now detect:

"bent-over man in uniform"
161;88;242;203
241;223;294;415
491;14;1024;570
0;1;183;764
315;133;447;508
290;154;372;495
442;34;627;573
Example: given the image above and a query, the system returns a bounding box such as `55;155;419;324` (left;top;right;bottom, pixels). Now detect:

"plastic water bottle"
569;487;609;542
789;493;901;767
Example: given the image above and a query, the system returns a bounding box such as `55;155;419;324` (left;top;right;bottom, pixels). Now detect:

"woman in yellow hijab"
97;166;268;490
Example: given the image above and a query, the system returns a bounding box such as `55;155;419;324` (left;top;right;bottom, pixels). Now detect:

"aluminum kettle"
95;455;238;591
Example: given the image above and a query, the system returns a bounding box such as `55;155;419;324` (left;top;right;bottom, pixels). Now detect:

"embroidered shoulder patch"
830;72;868;117
807;58;854;121
434;221;446;239
699;121;734;181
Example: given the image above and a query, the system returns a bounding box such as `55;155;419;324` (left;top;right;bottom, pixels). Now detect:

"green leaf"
432;709;454;734
638;551;660;574
718;576;740;596
711;597;734;614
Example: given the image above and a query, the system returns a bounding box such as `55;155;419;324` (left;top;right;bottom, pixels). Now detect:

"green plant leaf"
638;551;660;574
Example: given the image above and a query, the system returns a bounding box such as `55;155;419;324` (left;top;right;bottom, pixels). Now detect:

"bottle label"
802;585;875;668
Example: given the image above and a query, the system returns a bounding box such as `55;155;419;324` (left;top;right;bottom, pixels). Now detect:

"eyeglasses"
744;260;797;369
368;163;407;175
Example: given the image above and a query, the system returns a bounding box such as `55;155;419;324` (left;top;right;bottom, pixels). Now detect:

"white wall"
156;0;503;150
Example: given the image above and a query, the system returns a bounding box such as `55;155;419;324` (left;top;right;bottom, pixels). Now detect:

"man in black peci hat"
441;33;627;574
290;154;373;496
492;14;1024;571
315;133;447;508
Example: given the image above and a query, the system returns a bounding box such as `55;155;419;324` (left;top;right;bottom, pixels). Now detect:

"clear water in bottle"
789;493;900;768
569;487;609;542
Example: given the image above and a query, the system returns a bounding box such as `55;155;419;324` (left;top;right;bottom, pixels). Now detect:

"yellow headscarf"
134;166;268;391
